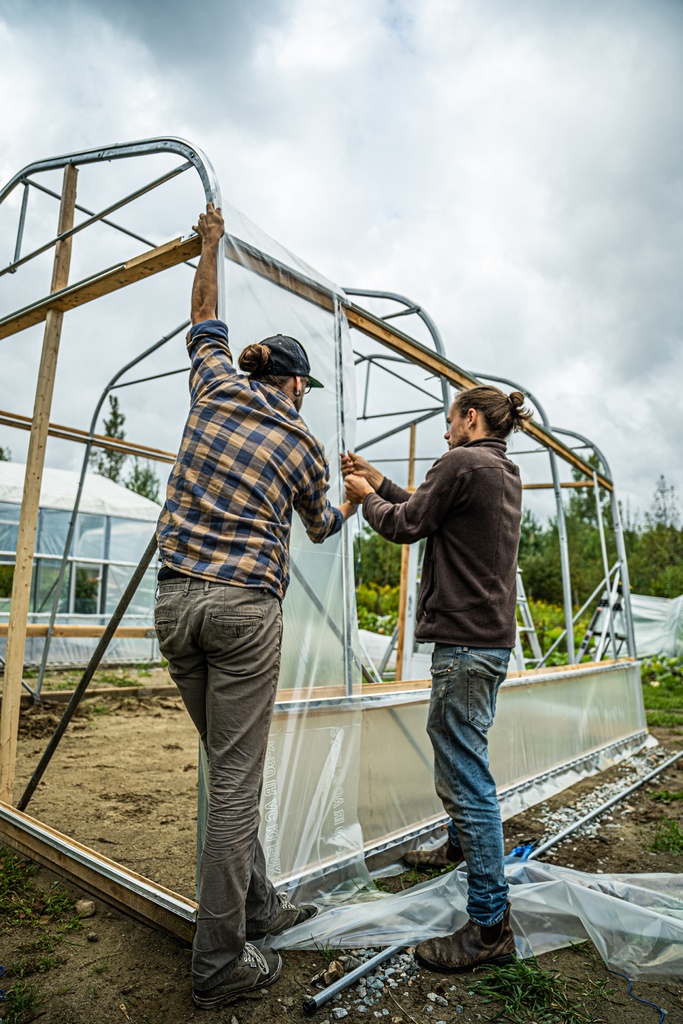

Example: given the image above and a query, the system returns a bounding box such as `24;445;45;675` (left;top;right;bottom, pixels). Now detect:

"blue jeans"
426;643;511;927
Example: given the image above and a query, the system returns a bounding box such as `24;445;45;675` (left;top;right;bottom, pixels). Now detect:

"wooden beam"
523;481;594;490
0;234;201;341
0;624;155;638
0;408;176;463
344;305;612;490
0;800;196;942
1;166;78;805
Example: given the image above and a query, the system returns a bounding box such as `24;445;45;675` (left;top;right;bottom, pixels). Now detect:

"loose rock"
75;899;96;918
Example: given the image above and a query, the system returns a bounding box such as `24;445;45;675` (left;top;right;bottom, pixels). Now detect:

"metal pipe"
34;320;189;697
0;137;222;209
472;371;576;662
357;407;443;452
343;288;451;416
23;176;197;266
527;749;683;861
18;532;159;811
1;162;193;277
353;353;444;404
552;427;636;659
10;181;30;270
303;944;406;1015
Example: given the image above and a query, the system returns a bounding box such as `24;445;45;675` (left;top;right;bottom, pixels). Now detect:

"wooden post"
0;164;78;803
394;424;417;682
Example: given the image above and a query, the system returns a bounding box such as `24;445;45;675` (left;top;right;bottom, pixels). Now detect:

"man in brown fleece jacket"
343;385;530;974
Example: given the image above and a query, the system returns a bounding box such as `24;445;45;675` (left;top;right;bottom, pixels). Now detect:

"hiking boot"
192;943;282;1008
414;901;516;974
246;891;318;940
403;840;463;871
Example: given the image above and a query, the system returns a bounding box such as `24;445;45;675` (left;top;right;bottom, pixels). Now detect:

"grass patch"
89;703;113;716
0;980;38;1023
9;953;66;978
95;671;142;688
313;943;343;965
652;817;683;853
472;955;611;1024
649;788;683;804
0;846;79;928
646;710;683;729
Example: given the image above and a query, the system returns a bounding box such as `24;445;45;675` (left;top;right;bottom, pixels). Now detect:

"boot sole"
192;957;283;1008
414;950;516;974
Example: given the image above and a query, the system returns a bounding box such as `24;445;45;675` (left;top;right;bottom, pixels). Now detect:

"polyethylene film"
271;859;683;980
359;661;647;851
197;205;366;893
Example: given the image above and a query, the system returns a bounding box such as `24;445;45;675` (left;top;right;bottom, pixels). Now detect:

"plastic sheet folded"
272;861;683;980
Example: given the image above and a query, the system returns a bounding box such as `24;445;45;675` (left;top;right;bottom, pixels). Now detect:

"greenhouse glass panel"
73;563;101;614
33;559;70;614
109;517;154;563
37;508;70;557
74;514;106;560
0;501;20;555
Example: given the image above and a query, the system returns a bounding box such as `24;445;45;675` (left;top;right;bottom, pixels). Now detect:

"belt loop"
184;576;192;596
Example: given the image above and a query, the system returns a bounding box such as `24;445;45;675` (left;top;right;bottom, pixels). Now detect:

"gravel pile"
528;745;674;860
316;948;469;1019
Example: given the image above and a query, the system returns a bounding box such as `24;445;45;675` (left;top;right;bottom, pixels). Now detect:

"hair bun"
238;343;271;375
509;391;525;409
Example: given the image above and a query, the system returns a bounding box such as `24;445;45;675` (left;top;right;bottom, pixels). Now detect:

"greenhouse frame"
0;139;650;943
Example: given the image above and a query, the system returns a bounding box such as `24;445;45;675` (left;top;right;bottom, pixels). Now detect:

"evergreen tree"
126;459;161;503
0;446;11;461
90;395;127;482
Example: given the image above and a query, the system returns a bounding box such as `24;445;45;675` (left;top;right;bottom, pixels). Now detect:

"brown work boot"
403;839;462;871
414;901;515;973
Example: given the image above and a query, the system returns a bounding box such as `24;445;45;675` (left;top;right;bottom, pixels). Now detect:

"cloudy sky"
1;0;682;521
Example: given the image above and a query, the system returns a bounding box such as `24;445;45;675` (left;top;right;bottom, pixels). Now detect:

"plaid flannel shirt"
156;320;342;598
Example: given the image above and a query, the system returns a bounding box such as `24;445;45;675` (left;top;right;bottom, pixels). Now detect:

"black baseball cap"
260;334;324;389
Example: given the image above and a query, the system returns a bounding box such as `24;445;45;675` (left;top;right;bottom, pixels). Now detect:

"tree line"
355;471;683;607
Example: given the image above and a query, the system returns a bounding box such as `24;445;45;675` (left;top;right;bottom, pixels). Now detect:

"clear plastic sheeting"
271;860;683;980
626;593;683;658
196;204;365;894
359;660;648;855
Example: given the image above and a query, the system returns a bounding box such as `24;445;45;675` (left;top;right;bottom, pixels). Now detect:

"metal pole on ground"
17;533;158;812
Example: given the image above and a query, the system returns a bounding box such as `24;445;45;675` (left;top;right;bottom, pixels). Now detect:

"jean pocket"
431;645;457;676
466;656;506;730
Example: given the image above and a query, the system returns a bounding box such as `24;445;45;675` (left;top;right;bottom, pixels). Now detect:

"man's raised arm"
190;203;225;324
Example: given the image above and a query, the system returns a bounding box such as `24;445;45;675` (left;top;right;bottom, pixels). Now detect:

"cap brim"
307;376;324;389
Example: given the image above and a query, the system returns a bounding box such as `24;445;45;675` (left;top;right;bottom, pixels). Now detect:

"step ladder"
575;577;627;661
515;571;543;669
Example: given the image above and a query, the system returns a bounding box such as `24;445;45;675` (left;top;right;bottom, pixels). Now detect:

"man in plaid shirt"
155;204;355;1009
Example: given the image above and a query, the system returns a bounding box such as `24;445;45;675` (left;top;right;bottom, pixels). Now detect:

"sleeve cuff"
189;319;229;344
329;506;343;536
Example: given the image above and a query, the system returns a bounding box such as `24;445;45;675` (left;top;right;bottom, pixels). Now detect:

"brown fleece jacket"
362;438;522;648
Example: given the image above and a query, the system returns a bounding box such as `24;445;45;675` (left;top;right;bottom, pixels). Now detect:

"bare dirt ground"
2;675;683;1023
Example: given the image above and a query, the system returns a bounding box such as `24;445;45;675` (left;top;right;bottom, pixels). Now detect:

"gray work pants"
155;577;282;991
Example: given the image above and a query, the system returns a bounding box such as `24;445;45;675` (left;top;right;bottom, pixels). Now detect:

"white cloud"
1;0;682;520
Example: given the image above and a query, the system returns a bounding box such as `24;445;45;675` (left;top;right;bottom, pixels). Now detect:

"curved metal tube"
471;371;575;662
2;137;227;691
343;288;451;416
0;136;226;319
551;426;636;658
